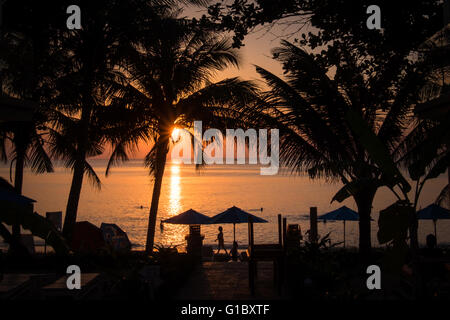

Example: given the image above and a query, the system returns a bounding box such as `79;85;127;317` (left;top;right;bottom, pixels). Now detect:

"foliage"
217;0;445;255
206;0;443;50
152;244;181;264
240;33;435;253
0;0;57;204
291;232;339;257
106;8;260;252
286;234;364;299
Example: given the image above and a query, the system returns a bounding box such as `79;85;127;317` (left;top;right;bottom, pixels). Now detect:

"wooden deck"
176;261;284;300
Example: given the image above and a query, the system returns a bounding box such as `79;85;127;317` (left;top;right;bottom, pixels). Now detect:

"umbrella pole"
343;220;346;248
233;223;236;242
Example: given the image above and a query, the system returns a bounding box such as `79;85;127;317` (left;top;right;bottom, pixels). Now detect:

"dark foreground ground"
1;247;450;300
176;261;283;300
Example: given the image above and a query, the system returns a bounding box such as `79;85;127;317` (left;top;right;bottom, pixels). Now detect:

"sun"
171;128;181;141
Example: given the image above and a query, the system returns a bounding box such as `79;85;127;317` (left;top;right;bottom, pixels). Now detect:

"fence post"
248;216;255;295
309;207;318;243
278;214;282;246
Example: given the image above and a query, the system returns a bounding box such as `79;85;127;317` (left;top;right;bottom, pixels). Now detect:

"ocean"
1;159;449;250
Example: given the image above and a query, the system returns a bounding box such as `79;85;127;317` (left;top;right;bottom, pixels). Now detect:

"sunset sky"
112;4;303;160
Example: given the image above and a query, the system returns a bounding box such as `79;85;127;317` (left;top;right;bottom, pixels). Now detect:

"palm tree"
47;0;155;241
106;11;258;253
0;117;53;237
0;1;59;239
393;25;450;247
22;0;214;242
252;40;428;255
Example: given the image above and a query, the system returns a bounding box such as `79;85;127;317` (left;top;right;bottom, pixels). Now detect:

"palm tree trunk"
62;154;86;241
410;180;421;251
62;92;92;241
12;150;25;238
409;213;419;251
354;188;377;257
145;138;169;253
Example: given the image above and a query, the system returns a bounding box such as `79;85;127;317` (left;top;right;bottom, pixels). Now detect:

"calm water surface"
1;160;449;249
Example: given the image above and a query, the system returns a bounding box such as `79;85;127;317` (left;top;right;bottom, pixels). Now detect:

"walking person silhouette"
215;226;228;254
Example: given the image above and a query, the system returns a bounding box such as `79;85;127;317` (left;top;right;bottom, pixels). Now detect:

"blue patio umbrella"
210;206;268;242
417;204;450;240
318;206;360;247
0;190;36;205
162;209;212;225
0;189;36;220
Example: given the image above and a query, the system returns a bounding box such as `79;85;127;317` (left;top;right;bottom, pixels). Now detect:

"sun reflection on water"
169;164;182;216
161;163;186;247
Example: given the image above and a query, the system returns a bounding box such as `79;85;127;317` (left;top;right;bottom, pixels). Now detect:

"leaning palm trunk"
12;149;25;238
62;92;93;241
145;138;169;253
62;153;86;240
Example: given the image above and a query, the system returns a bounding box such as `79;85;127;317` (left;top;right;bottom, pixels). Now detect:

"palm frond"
435;184;450;209
84;160;101;190
177;77;259;126
28;130;54;174
255;62;356;176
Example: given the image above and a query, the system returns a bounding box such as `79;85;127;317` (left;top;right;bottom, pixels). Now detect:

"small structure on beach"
162;209;212;257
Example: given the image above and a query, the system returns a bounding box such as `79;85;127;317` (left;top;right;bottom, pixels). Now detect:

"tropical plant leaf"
84;161;102;190
331;179;383;203
28;130;54;174
345;108;411;193
435;184;450;208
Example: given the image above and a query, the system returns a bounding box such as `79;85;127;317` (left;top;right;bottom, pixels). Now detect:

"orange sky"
3;4;305;162
117;4;302;160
